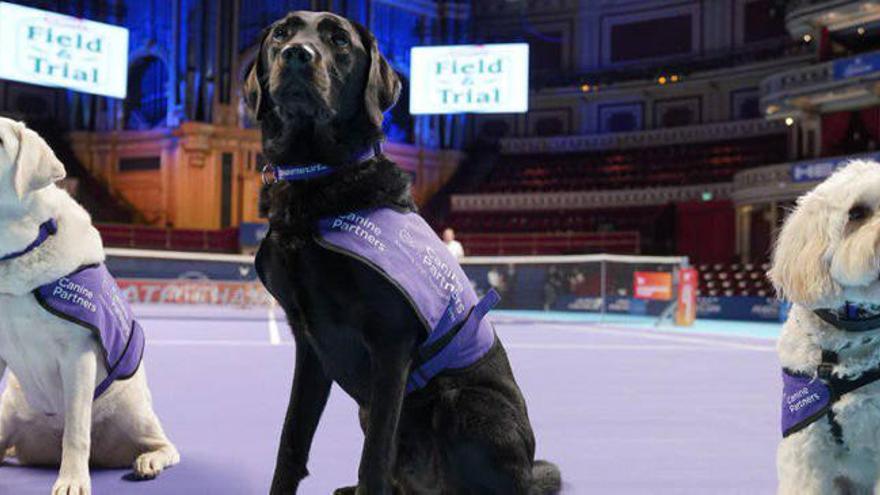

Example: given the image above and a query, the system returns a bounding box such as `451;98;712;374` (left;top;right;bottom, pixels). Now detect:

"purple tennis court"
1;305;781;494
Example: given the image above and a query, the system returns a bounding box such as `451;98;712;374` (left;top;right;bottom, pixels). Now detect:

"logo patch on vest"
34;264;145;399
781;370;833;437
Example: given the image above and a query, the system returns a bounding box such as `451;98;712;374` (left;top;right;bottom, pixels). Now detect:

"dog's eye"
331;33;350;47
272;26;288;40
849;204;872;222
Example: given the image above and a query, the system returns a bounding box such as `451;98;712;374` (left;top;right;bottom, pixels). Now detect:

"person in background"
442;227;465;259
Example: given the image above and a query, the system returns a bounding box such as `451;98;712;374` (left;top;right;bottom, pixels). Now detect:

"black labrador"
244;11;561;495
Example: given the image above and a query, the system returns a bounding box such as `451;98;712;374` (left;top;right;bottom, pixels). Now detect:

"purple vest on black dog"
33;264;145;399
315;208;499;393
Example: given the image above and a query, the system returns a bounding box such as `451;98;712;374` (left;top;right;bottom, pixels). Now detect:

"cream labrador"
0;117;178;495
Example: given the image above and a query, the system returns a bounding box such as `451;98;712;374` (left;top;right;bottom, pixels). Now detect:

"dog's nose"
281;44;314;65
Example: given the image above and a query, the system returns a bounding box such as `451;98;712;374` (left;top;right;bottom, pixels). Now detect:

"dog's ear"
13;124;65;200
244;29;270;122
769;200;838;307
353;22;401;128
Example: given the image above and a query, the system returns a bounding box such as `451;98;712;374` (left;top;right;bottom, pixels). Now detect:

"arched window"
124;56;169;130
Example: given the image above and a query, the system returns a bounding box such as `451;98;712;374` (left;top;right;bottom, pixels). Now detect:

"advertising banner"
634;271;673;301
676;268;698;326
117;279;272;307
833;52;880;80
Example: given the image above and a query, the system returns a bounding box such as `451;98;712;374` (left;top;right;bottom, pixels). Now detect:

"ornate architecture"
1;0;469;229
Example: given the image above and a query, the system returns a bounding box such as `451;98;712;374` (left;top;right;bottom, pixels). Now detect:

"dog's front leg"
356;347;412;495
53;350;97;495
270;341;332;495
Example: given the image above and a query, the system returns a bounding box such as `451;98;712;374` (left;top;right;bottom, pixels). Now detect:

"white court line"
147;339;762;352
267;301;282;345
151;339;293;347
505;343;748;351
512;322;776;352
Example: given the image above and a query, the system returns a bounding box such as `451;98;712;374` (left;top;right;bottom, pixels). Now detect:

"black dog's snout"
281;44;314;65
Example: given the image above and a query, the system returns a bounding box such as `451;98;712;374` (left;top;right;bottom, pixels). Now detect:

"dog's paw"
133;447;180;479
52;475;91;495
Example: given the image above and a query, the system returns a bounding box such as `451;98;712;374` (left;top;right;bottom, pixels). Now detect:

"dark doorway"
221;153;233;228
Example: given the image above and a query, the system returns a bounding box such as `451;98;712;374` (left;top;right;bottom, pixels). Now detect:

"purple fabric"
265;144;381;184
781;370;831;437
316;208;497;393
265;163;334;183
34;264;145;399
0;219;57;261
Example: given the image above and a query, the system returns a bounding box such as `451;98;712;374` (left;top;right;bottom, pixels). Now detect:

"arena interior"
1;0;879;493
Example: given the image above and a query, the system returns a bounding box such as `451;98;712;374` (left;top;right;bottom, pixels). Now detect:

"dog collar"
0;218;57;262
262;142;382;185
815;303;880;332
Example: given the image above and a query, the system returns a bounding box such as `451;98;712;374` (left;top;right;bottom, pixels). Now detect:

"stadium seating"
696;262;773;298
477;136;786;193
97;224;240;253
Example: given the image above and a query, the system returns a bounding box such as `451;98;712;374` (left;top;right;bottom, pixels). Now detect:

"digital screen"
0;2;129;98
410;43;529;115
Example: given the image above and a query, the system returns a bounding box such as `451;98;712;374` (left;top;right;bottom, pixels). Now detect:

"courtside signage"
633;272;673;301
0;2;129;98
410;43;529;114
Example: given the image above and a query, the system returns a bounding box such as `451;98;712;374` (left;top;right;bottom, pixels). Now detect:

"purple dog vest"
781;370;833;437
315;208;499;393
33;264;145;399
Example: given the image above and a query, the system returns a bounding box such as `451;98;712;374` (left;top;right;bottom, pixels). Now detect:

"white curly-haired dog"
0;117;178;495
770;159;880;495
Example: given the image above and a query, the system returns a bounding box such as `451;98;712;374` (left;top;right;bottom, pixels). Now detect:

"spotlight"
658;76;667;85
858;26;866;36
580;83;591;92
803;33;812;43
670;74;680;82
785;117;795;126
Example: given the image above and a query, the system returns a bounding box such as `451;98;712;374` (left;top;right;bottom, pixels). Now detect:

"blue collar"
0;219;58;262
262;143;382;184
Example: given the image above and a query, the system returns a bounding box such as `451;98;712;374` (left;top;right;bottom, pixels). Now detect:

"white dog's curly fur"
0;118;178;495
770;160;880;495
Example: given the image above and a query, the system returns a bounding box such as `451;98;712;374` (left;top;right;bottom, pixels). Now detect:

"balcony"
786;1;880;39
761;49;880;117
500;118;786;155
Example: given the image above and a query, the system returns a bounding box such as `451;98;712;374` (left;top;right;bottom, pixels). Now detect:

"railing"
456;231;640;256
761;49;880;112
499;119;787;154
97;224;240;253
451;182;735;212
731;151;880;205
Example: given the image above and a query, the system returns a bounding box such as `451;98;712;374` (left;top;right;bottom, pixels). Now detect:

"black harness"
784;305;880;444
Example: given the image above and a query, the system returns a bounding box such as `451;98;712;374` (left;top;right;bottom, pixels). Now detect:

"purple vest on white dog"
781;370;833;437
33;264;145;399
315;208;498;393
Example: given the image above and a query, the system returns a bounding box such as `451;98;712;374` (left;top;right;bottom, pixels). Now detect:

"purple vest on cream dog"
781;370;833;437
34;264;145;399
315;208;499;393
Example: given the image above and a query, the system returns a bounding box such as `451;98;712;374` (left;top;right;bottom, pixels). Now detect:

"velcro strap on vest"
407;289;500;392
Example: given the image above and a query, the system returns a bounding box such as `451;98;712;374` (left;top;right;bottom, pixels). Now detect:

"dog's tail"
530;459;562;494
